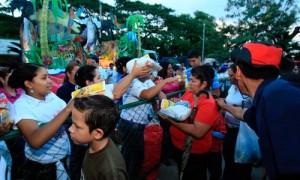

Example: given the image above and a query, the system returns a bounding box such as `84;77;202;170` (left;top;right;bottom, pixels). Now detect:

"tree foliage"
222;0;300;57
111;0;227;59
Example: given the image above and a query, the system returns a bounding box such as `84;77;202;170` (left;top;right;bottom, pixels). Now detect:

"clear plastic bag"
234;121;261;164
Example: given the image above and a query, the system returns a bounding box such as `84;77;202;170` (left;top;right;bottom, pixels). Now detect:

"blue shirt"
56;81;76;103
187;67;220;90
116;72;124;83
244;78;300;178
186;67;192;82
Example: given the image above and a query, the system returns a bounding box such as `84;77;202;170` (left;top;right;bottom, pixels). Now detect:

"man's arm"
112;62;150;100
215;99;247;120
140;77;176;99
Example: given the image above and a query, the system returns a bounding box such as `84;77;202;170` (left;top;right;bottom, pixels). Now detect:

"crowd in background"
0;42;300;180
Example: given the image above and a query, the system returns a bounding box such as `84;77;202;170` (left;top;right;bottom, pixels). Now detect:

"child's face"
69;108;94;145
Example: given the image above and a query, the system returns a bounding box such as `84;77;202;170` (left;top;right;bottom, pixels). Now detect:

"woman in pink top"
157;62;185;164
157;62;184;96
0;66;22;103
0;65;25;179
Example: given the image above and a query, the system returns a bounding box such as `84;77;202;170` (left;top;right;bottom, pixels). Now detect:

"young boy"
69;95;128;180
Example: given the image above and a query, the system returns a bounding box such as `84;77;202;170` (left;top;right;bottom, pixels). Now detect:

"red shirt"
210;114;226;152
170;90;219;154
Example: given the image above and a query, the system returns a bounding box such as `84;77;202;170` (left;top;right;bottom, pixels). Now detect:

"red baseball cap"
232;42;283;69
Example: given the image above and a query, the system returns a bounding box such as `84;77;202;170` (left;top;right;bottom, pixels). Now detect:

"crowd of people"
0;42;300;180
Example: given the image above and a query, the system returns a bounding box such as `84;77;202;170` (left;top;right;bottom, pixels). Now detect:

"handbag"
180;90;209;180
234;121;261;164
140;100;163;180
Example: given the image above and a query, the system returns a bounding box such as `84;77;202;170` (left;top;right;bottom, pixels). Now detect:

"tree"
223;0;300;57
114;1;227;59
1;0;229;60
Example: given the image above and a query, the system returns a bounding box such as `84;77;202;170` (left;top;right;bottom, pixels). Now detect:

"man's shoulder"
264;78;300;94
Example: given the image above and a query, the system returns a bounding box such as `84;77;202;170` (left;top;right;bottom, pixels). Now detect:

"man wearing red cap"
217;42;300;179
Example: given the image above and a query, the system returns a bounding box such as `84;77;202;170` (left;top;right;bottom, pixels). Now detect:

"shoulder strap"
187;96;199;124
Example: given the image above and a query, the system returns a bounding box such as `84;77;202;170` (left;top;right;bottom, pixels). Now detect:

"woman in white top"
222;64;253;180
9;63;74;180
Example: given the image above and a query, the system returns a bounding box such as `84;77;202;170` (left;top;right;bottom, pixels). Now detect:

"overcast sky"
0;0;228;20
104;0;228;20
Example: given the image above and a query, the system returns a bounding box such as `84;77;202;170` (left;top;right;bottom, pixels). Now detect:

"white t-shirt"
106;69;118;84
11;92;70;163
225;85;251;128
121;79;156;125
104;84;114;100
98;67;108;80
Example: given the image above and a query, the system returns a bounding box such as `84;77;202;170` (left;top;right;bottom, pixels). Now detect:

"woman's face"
293;65;299;74
167;64;173;77
28;67;53;98
189;75;206;94
90;69;103;85
68;66;80;84
228;68;237;85
176;69;183;76
5;72;11;85
0;72;11;86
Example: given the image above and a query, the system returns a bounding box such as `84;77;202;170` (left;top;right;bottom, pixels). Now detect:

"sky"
0;0;228;20
104;0;228;20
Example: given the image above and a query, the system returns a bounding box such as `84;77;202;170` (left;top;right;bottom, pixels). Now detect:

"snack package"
158;101;191;121
160;99;174;109
0;109;12;125
0;93;8;108
71;81;106;98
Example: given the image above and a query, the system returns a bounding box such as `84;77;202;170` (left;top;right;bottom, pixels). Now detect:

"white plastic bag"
234;121;261;164
158;101;191;121
126;57;162;74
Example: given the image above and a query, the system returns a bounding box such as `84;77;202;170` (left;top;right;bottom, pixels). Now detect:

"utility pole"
202;23;205;61
99;0;102;40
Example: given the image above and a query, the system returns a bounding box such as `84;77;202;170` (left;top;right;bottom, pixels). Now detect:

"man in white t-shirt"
106;63;118;84
87;58;108;83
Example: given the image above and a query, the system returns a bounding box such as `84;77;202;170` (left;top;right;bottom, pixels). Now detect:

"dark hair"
115;57;131;74
74;95;119;137
229;64;237;73
64;62;79;83
8;63;43;89
279;58;300;82
157;61;172;79
191;65;215;90
279;57;294;76
237;61;279;80
187;49;201;59
75;65;97;88
0;67;11;87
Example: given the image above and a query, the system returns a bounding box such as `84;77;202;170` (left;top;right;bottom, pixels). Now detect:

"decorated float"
19;0;147;92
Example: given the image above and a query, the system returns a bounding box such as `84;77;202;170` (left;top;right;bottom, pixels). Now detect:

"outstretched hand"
215;98;227;110
0;122;13;136
158;114;174;123
163;77;178;84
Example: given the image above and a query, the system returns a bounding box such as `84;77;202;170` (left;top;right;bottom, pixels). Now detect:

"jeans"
118;118;145;180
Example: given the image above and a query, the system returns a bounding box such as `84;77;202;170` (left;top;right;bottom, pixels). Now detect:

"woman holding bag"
160;65;221;180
